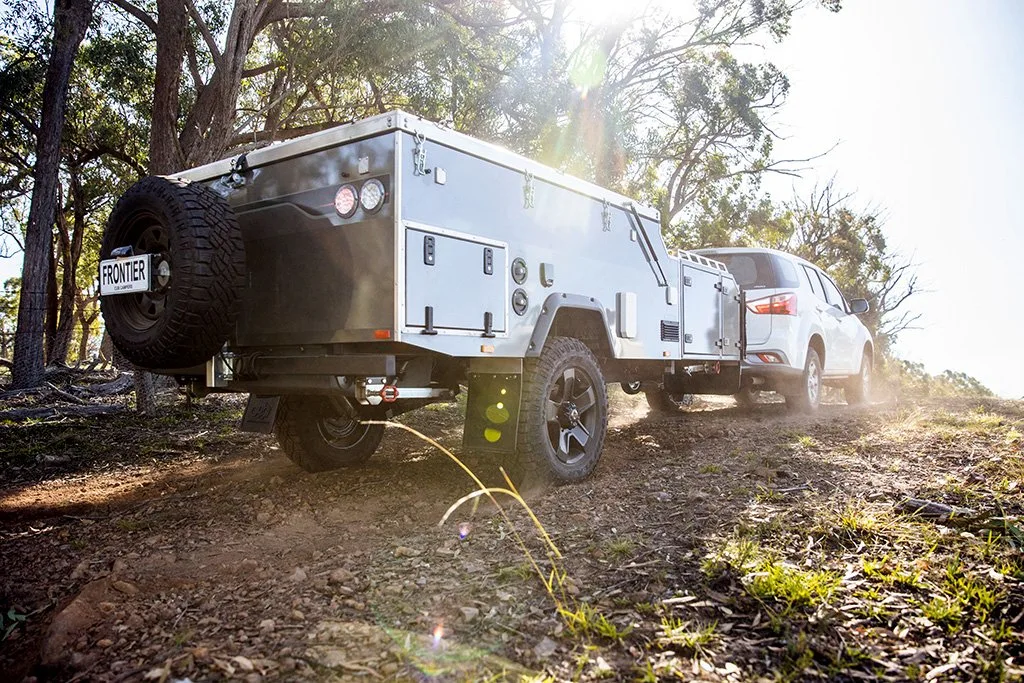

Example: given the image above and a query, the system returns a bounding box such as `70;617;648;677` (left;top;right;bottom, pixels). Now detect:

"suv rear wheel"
844;351;872;405
785;348;822;413
734;385;761;410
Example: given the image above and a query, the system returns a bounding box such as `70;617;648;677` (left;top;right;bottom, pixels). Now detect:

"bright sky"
3;0;1022;397
757;0;1024;398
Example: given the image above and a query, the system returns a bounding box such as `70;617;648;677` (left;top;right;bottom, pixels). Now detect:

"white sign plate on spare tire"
99;254;152;295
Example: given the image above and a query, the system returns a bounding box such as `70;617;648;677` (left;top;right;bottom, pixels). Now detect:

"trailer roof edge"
176;110;662;223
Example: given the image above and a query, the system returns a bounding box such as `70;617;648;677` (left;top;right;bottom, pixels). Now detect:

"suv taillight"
747;293;797;315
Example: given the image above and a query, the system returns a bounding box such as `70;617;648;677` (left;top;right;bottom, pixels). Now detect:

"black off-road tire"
274;395;385;473
844;351;872;406
513;337;608;485
734;385;761;410
620;380;643;395
645;387;690;413
100;175;246;369
785;348;823;413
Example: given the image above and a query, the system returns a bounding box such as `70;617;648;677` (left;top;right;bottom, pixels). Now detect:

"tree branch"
242;62;283;79
184;0;222;64
107;0;157;32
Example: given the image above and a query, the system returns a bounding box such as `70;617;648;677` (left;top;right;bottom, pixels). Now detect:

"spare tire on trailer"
100;176;246;370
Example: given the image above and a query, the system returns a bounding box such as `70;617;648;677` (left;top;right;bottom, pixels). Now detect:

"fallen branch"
0;404;123;422
76;373;133;397
45;382;89;406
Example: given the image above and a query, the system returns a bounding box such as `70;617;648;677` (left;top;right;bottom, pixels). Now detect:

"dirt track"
1;393;1022;682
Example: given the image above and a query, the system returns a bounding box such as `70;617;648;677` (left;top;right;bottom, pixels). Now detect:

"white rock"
533;636;558;658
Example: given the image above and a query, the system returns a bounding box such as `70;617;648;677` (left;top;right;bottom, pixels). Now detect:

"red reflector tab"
374;329;392;340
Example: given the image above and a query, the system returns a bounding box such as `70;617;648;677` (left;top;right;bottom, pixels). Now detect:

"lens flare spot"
485;404;510;424
500;388;507;395
484;427;502;443
433;622;444;648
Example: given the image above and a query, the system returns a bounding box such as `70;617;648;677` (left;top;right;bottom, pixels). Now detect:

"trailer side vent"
660;320;680;342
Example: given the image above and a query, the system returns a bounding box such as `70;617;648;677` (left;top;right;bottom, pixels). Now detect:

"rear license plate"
99;254;151;295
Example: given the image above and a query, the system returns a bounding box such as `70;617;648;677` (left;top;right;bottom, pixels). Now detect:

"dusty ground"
0;389;1022;682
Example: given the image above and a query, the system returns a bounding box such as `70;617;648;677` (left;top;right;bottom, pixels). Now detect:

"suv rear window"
699;252;800;291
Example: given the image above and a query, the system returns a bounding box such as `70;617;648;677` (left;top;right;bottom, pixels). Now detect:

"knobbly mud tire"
100;176;246;369
274;395;385;473
513;337;608;486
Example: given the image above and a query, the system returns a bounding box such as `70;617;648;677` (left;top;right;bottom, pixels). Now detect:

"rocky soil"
1;391;1021;682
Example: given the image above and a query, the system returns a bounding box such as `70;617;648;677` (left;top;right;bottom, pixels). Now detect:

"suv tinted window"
800;264;824;298
701;252;776;290
818;271;848;312
772;255;801;288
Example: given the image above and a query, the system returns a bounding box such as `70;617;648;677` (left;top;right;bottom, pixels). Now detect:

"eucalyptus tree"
11;0;94;388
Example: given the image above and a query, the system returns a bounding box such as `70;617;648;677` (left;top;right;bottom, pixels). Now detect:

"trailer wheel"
275;395;384;472
844;351;872;405
100;175;246;369
784;348;822;413
644;387;691;413
515;337;608;484
620;380;643;395
734;386;761;410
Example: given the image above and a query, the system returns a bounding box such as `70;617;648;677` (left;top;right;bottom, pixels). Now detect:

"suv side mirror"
850;298;869;315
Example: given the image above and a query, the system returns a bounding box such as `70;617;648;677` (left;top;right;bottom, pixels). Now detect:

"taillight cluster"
746;293;797;315
333;178;387;218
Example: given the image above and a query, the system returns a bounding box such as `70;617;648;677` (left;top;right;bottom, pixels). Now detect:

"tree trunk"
75;291;99;363
150;0;188;173
132;0;191;417
51;168;85;364
133;369;157;416
99;329;114;368
180;0;266;166
45;233;59;362
11;0;94;388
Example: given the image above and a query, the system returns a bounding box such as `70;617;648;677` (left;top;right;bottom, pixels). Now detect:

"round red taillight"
334;184;358;218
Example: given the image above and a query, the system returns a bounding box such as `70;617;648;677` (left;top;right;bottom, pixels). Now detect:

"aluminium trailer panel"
179;110;738;364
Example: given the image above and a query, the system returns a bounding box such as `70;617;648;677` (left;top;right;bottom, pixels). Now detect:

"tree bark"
150;0;188;173
51;167;86;364
11;0;94;388
75;290;99;362
133;0;191;417
45;233;59;361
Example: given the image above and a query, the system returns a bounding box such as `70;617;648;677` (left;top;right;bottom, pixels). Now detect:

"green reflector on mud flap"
463;373;522;453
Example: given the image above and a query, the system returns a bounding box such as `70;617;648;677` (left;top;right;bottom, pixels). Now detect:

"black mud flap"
240;395;280;433
462;373;522;453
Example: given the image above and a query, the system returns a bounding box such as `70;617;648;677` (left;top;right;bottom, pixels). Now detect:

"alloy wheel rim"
545;366;599;465
807;359;821;404
317;400;368;449
115;210;172;333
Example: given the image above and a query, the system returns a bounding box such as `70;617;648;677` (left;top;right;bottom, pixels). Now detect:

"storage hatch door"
682;263;722;357
405;227;507;333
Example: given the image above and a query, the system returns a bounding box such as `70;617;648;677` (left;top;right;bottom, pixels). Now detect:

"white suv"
693;247;874;411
